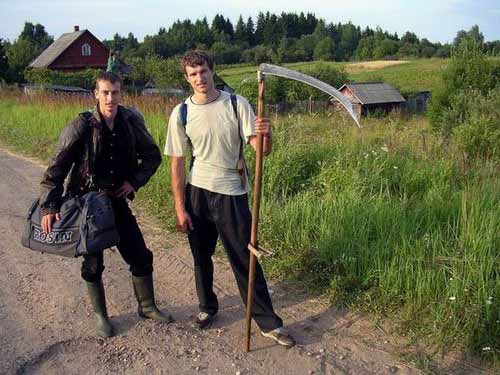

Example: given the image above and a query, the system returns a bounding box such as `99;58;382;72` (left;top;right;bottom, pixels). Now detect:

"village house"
29;26;109;72
337;82;406;117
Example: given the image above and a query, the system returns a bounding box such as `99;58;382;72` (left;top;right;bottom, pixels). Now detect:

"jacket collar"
90;104;129;128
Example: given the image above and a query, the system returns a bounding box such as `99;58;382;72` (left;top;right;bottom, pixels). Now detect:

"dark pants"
81;197;154;282
186;184;283;332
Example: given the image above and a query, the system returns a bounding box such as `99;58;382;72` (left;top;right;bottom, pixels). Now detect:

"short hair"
95;71;122;90
181;50;214;73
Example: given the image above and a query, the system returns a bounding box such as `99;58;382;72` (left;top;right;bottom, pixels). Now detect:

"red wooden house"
30;26;109;72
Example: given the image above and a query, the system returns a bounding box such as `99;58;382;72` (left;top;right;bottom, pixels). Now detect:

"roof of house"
339;82;406;105
24;83;91;93
29;29;106;68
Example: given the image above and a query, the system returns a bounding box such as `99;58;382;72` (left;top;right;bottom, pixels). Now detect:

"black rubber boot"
86;281;114;338
132;275;173;323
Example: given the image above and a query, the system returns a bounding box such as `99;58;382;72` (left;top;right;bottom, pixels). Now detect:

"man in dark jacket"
39;71;171;338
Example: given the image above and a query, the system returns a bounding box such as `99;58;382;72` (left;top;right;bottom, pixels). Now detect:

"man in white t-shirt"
165;50;295;347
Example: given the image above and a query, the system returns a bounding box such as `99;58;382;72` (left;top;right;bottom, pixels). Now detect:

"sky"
0;0;498;44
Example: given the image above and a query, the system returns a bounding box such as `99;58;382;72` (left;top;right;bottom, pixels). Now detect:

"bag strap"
80;111;99;190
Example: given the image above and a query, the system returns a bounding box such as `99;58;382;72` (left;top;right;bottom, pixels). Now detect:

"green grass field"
0;90;498;367
219;58;448;95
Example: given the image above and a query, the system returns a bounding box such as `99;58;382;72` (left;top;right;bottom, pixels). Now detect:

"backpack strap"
231;94;248;186
180;101;188;127
178;101;194;170
230;93;238;120
227;94;243;162
231;94;245;162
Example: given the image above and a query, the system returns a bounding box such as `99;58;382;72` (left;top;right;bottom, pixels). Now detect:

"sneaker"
261;327;296;347
194;312;216;329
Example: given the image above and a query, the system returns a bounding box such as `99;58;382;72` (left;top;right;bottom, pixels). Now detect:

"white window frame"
82;43;91;56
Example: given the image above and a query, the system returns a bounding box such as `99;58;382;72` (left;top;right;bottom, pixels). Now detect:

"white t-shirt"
165;91;255;196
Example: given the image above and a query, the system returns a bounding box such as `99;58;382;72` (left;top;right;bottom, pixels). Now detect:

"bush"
428;37;500;159
454;89;500;159
145;56;188;90
313;37;335;61
429;38;500;135
25;68;101;89
240;45;275;64
210;42;242;65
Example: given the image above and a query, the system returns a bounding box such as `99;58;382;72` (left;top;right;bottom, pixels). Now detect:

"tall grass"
258;114;499;360
0;90;498;362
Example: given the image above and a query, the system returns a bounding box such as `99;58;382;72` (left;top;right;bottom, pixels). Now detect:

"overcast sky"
0;0;498;44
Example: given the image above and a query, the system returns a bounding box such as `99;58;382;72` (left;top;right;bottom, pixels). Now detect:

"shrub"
145;56;188;90
210;42;242;65
453;89;500;159
25;68;101;89
429;38;500;138
428;37;500;160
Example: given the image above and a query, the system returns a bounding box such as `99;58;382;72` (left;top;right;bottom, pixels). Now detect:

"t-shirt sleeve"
164;104;189;157
236;95;256;144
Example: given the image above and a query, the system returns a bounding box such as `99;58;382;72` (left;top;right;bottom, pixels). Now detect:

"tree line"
1;14;500;85
101;14;500;63
0;22;54;83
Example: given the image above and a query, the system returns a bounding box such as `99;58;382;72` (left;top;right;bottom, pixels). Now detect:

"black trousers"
186;184;283;332
81;197;154;282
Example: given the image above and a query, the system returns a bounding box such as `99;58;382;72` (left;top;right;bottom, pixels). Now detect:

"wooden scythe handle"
245;72;265;352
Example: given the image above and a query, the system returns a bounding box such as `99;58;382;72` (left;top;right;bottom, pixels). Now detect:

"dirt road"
0;148;488;374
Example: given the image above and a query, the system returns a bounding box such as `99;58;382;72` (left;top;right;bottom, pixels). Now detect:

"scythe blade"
259;63;361;127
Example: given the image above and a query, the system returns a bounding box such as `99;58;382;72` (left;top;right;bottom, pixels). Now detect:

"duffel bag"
21;191;119;257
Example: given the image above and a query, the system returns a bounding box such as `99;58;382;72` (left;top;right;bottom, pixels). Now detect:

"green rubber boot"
86;281;115;338
132;275;173;323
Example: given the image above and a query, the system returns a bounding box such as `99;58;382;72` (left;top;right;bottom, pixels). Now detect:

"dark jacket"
40;105;162;214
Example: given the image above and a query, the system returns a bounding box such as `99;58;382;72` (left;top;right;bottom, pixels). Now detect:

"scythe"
245;64;360;352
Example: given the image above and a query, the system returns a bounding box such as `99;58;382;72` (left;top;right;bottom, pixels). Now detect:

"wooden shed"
337;82;406;117
29;26;109;72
